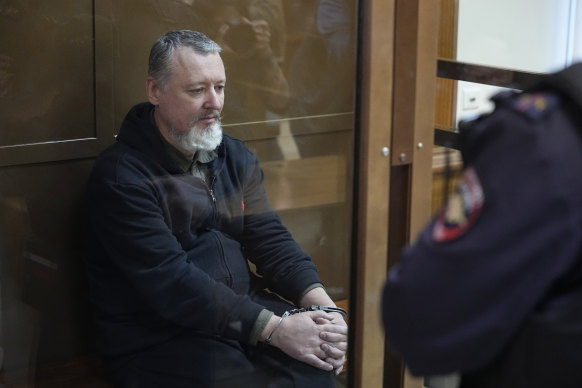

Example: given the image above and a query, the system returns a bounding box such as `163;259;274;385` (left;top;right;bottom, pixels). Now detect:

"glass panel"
0;0;357;385
0;2;103;386
111;0;356;301
0;0;94;146
110;0;357;385
0;160;97;385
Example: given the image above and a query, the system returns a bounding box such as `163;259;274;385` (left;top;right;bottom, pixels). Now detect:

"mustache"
193;110;222;123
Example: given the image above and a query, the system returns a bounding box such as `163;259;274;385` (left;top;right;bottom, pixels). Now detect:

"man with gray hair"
85;30;347;387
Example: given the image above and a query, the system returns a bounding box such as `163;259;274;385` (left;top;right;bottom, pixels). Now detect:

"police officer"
382;63;582;387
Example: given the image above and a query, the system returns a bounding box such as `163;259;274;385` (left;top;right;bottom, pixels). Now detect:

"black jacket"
383;63;582;387
85;102;321;360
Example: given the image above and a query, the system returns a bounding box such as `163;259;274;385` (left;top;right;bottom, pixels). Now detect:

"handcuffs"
288;305;348;319
265;305;347;345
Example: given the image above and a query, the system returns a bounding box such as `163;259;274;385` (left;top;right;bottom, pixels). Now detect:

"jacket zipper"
209;175;217;203
206;175;233;287
207;175;220;227
210;229;233;288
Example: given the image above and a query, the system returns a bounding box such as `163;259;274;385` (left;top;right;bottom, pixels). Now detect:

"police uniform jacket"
382;63;582;387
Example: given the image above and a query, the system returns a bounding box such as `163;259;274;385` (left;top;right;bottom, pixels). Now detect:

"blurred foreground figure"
383;63;582;388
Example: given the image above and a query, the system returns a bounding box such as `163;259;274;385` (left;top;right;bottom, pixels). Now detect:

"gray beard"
169;119;223;153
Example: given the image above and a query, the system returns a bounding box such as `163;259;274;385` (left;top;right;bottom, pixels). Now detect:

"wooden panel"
390;0;440;289
262;155;346;212
391;0;419;166
0;0;94;147
434;78;456;128
224;113;353;143
438;0;457;59
95;0;116;147
352;0;394;386
408;1;440;238
431;159;463;214
389;0;441;387
0;160;97;373
405;2;442;387
0;354;112;387
434;0;458;129
0;0;113;167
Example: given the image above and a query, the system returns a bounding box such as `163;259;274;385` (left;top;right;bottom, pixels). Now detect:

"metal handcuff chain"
289;305;348;319
264;305;347;345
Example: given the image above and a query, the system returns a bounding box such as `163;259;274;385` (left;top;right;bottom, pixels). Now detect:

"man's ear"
146;77;161;105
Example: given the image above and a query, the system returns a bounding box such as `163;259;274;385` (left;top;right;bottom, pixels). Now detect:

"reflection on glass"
109;0;356;384
111;0;356;301
0;0;357;385
0;161;97;386
0;0;94;146
206;0;290;124
287;0;356;127
0;196;38;386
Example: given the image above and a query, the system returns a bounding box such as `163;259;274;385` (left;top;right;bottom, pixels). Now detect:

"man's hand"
315;313;348;374
298;287;349;374
264;311;342;372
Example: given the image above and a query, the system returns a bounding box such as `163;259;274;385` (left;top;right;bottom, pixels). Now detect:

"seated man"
84;29;347;388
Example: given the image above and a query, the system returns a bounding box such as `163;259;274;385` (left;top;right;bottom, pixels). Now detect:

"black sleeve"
382;106;582;375
238;150;321;304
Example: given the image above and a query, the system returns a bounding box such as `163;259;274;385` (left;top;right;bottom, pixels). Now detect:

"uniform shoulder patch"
432;166;484;243
509;91;559;120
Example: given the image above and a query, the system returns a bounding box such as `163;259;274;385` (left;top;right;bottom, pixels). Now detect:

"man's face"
147;47;226;154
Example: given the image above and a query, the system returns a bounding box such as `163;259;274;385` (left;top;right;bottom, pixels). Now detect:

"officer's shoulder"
459;90;560;135
499;62;582;121
500;90;561;121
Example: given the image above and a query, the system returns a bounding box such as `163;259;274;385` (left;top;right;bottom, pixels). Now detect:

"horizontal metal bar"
434;60;548;151
434;128;462;150
437;59;546;89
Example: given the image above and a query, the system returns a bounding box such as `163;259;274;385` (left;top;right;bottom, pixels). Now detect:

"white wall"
573;0;582;61
455;0;580;125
